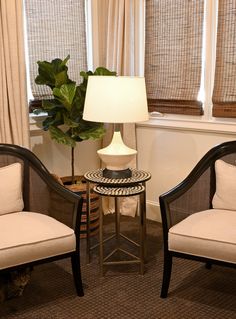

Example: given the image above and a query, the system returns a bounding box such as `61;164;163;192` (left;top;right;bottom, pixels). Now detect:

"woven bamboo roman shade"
145;0;204;115
24;0;87;107
212;1;236;118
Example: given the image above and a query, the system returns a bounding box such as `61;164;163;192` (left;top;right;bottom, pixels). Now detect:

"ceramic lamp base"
97;130;137;179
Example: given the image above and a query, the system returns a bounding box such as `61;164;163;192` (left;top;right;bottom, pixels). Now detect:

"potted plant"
34;55;116;184
34;55;116;237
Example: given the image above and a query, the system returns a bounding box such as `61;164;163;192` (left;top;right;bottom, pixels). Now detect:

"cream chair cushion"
0;212;75;269
0;163;24;215
212;159;236;211
169;209;236;264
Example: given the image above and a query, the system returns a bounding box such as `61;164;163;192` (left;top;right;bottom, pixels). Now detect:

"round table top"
84;168;151;187
93;184;145;197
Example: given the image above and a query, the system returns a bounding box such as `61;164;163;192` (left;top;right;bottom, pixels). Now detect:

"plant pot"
53;175;99;239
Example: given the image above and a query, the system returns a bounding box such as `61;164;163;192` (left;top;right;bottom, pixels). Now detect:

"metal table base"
95;185;146;275
84;169;151;275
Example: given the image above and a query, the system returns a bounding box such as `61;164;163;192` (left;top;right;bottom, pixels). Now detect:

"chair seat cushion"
169;209;236;264
0;212;76;269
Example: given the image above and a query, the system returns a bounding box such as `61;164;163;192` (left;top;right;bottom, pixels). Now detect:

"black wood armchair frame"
159;140;236;298
0;143;84;296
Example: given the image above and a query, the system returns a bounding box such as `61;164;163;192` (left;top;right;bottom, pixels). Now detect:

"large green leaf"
44;56;70;74
78;126;106;140
41;99;63;111
56;55;70;69
54;70;70;87
42;117;55;131
34;58;116;150
35;55;70;89
53;83;76;110
75;121;106;140
42;112;64;130
70;97;83;119
63;113;80;128
79;70;93;81
93;67;116;76
35;61;56;88
49;126;76;147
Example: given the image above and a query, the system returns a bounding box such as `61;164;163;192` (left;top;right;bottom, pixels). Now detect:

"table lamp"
83;76;149;179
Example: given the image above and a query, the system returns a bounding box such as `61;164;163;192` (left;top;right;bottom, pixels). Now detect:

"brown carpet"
0;215;235;319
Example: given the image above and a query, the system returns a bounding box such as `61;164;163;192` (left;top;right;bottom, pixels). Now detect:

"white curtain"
88;0;145;216
90;0;145;76
0;0;29;147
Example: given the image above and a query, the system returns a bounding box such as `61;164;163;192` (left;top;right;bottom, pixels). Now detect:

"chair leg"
205;261;212;269
160;252;172;298
71;253;84;297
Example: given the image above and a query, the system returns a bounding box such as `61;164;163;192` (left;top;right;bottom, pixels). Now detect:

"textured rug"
0;215;235;319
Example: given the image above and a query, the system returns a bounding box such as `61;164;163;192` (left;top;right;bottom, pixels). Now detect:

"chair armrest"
40;175;83;231
159;157;213;232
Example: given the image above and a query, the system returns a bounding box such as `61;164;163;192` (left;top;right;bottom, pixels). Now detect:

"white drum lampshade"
83;76;149;178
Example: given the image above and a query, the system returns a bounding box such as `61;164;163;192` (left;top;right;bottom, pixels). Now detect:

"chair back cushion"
0;163;24;215
212;159;236;211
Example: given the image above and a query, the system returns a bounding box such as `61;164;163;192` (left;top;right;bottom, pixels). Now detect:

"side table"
84;168;151;275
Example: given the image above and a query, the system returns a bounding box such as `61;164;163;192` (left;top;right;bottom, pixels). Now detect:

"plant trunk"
71;146;75;184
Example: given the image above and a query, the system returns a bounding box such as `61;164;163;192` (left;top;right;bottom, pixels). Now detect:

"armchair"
0;143;84;296
159;140;236;298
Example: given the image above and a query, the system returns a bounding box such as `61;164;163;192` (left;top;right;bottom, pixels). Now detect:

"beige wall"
30;119;236;222
136;125;236;222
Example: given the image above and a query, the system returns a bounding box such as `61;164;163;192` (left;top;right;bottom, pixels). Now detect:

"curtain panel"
145;0;204;115
24;0;87;109
90;0;145;162
212;1;236;118
0;0;29;147
90;0;145;217
91;0;144;77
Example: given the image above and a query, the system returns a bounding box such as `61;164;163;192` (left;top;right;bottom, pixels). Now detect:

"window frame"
140;0;236;135
28;0;236;136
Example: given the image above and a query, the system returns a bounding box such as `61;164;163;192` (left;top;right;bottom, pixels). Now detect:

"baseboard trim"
146;200;162;222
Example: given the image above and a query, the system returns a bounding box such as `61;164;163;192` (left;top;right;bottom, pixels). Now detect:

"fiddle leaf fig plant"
35;55;116;183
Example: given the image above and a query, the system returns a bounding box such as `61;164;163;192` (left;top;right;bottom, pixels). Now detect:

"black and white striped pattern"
84;169;151;187
93;185;145;197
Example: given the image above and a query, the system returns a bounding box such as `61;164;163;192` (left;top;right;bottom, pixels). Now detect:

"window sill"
137;113;236;135
29;112;46;134
30;112;236;136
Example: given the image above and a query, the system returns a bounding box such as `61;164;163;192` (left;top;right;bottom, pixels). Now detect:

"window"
145;0;204;116
144;0;236;130
212;1;236;118
24;0;87;111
